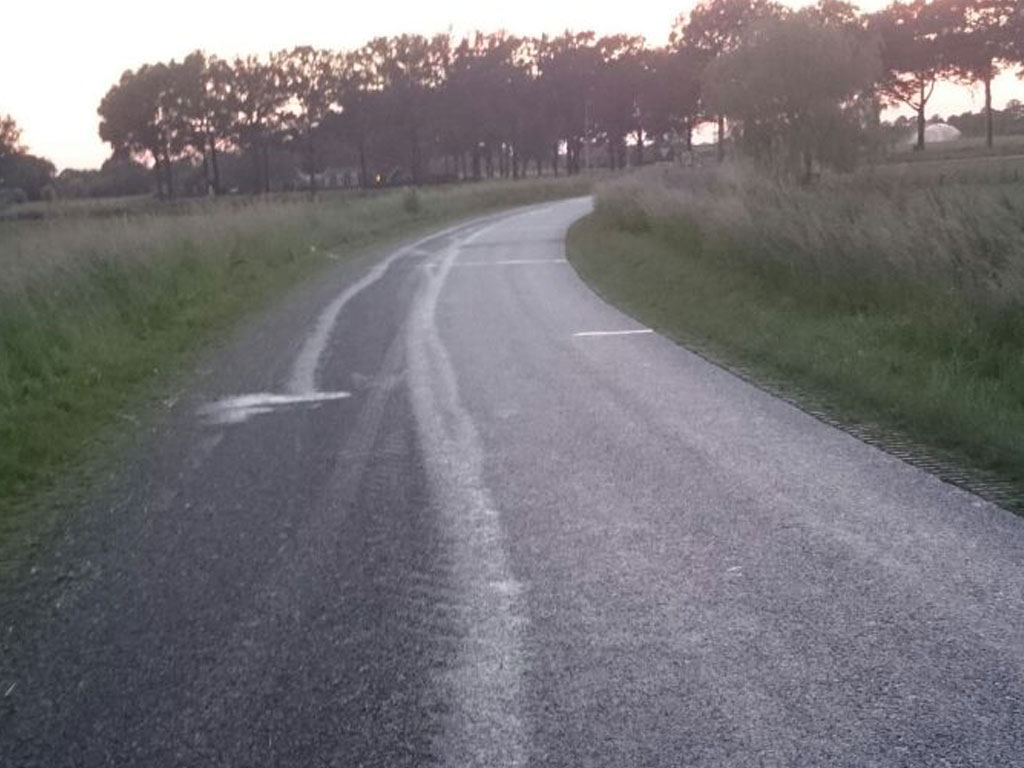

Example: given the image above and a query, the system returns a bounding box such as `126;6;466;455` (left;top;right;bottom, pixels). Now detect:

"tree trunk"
717;115;725;163
163;147;174;199
916;81;926;152
685;118;693;152
262;144;271;194
359;140;369;188
635;128;644;167
552;143;559;176
153;157;165;200
985;74;993;150
802;149;813;185
410;126;420;186
200;146;210;194
250;140;262;194
210;134;221;195
307;127;318;195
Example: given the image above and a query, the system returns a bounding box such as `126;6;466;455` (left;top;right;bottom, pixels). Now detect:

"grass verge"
568;165;1024;511
0;177;590;551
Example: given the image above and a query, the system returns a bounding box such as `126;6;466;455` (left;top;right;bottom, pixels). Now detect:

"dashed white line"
572;329;655;338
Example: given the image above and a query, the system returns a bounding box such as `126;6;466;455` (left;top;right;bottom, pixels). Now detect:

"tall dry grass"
597;163;1024;320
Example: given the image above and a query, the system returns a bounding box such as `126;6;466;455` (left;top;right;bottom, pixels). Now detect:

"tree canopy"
7;0;1021;203
703;12;881;177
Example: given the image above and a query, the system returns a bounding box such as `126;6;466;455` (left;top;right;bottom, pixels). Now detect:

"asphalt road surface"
2;198;1023;767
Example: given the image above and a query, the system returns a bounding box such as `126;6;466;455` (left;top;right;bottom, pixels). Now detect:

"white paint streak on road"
406;211;535;768
288;218;489;395
199;208;542;428
572;329;654;338
453;259;569;267
288;251;409;396
199;391;351;425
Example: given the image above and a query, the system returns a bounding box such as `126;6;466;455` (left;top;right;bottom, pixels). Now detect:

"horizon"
5;0;1022;171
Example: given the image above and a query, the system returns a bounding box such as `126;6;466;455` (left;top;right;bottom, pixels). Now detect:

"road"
2;198;1023;766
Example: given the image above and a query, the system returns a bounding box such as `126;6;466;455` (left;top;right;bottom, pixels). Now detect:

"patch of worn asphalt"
2;198;1022;767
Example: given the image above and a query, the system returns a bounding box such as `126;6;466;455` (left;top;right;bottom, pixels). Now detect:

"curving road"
2;198;1023;766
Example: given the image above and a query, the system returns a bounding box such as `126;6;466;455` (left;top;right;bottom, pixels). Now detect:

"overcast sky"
4;0;1022;170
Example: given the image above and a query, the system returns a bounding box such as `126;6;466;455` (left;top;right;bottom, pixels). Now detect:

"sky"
4;0;1022;171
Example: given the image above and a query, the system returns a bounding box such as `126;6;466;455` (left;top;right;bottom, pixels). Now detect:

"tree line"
2;0;1023;200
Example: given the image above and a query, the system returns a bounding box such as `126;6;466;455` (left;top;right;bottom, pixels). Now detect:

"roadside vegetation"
0;177;589;548
570;162;1024;509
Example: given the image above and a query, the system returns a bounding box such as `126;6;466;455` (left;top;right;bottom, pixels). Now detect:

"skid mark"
289;217;505;396
406;211;541;768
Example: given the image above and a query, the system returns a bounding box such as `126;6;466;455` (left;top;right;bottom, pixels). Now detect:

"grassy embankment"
0;178;590;546
569;161;1024;510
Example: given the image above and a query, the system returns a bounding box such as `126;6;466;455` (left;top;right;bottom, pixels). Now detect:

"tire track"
406;214;542;768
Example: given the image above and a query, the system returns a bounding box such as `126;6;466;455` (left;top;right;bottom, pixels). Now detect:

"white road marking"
199;391;351;425
572;329;654;338
453;258;569;266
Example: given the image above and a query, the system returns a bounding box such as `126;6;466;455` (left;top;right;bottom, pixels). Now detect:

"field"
0;178;590;549
881;134;1024;164
569;160;1024;511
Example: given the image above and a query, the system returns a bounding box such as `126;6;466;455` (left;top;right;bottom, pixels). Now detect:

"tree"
0;114;23;162
98;63;186;198
1008;4;1024;74
672;0;785;161
703;13;881;179
870;0;954;151
171;52;239;194
537;31;602;174
940;0;1017;149
443;32;529;180
0;153;56;200
278;46;341;192
0;113;60;201
57;158;152;199
644;46;702;154
593;35;646;168
331;49;380;188
808;0;864;28
360;35;447;185
230;54;287;193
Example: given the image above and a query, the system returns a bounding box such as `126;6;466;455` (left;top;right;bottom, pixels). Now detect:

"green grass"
0;177;590;550
569;165;1024;510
